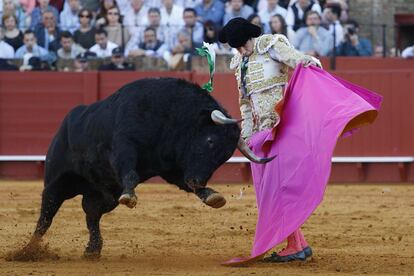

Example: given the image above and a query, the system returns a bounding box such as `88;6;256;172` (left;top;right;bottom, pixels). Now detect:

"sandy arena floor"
0;180;413;275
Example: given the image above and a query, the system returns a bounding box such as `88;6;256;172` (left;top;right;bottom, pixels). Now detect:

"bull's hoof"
118;193;137;208
83;250;101;260
204;193;226;208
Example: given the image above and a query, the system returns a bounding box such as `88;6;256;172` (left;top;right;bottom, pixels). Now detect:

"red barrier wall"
0;72;98;155
1;58;413;182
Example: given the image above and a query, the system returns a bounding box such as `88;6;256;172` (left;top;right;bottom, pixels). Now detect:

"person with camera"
336;19;372;56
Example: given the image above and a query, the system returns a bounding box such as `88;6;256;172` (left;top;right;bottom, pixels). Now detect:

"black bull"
30;78;273;258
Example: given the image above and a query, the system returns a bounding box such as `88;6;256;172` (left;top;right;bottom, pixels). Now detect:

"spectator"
1;0;26;29
293;10;332;56
323;2;343;47
160;0;184;27
0;58;18;70
116;0;130;17
98;46;135;70
146;8;173;49
172;30;192;51
89;28;118;57
0;27;14;58
176;0;201;9
123;0;148;36
401;45;414;58
268;14;295;42
259;0;287;29
124;8;167;55
324;0;348;23
49;0;65;12
194;0;224;26
257;0;290;13
247;13;263;32
373;44;384;58
20;55;51;70
73;9;96;49
146;0;162;9
126;26;167;57
30;0;59;30
103;6;130;49
33;10;61;53
223;0;253;26
57;30;85;58
2;13;23;51
203;19;235;55
147;7;167;43
15;30;56;63
182;8;203;47
164;30;194;69
336;19;372;56
59;0;81;33
95;0;118;27
73;50;96;71
78;0;100;14
19;0;36;16
286;0;321;31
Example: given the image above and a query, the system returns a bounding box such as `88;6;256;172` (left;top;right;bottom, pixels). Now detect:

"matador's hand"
303;56;323;69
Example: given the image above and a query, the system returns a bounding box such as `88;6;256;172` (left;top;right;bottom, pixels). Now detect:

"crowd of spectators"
0;0;401;71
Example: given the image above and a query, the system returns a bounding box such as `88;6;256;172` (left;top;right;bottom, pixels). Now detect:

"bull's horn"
211;110;241;125
237;138;276;164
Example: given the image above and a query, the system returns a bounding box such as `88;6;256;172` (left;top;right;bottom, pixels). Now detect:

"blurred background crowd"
0;0;412;71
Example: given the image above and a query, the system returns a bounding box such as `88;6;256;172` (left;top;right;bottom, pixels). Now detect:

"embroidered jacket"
230;34;321;140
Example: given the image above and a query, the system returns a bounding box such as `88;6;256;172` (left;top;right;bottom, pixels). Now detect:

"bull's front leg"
195;187;227;209
118;170;140;208
111;141;140;209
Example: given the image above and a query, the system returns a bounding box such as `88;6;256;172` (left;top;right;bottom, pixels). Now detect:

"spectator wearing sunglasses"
103;6;130;49
74;9;97;49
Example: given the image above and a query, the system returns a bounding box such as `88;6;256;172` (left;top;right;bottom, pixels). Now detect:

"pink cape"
223;65;382;265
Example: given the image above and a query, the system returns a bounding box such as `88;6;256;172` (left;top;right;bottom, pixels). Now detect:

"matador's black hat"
218;17;262;48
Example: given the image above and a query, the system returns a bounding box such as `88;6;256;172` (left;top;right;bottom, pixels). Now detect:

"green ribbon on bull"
196;42;216;93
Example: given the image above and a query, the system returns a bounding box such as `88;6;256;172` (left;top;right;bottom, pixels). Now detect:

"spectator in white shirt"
223;0;254;26
60;0;81;33
401;45;414;59
176;0;201;8
0;28;15;58
259;0;287;30
116;0;130;17
89;28;118;58
146;0;162;9
125;7;168;54
323;3;343;47
160;0;185;27
126;26;168;57
286;0;321;31
182;8;204;47
123;0;149;36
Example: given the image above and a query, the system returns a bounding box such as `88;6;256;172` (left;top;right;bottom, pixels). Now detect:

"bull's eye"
207;137;215;149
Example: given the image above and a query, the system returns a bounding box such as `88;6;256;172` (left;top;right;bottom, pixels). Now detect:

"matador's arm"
257;34;323;69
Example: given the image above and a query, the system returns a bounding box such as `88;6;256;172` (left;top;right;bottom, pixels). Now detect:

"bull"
29;78;274;258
